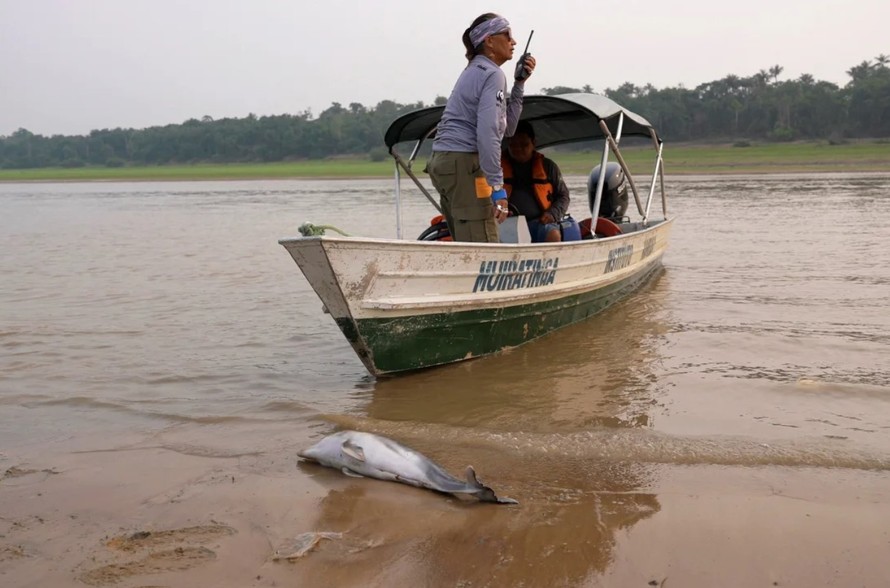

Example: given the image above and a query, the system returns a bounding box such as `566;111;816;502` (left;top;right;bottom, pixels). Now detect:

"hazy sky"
1;0;887;136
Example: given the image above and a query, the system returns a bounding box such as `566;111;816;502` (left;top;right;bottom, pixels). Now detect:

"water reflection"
298;457;659;586
362;270;670;433
296;272;670;584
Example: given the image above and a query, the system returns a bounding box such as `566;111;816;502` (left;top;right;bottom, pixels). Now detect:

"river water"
2;174;890;586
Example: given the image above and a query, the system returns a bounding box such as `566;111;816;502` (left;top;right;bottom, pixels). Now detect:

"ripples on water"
1;175;889;474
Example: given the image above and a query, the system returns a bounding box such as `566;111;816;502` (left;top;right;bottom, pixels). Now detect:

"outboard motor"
587;162;628;219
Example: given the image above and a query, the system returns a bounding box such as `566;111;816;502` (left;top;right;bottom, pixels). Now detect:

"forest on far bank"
1;54;888;170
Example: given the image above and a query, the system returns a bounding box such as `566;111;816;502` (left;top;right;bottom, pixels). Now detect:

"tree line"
1;55;888;169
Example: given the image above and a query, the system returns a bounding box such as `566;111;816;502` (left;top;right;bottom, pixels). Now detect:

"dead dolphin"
298;430;518;504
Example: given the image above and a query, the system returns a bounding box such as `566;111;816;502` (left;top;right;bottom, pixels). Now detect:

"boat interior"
384;93;669;244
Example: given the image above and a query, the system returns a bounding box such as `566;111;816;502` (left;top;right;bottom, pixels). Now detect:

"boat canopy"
384;92;658;150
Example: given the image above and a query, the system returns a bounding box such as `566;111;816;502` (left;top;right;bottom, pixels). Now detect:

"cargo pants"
426;151;499;243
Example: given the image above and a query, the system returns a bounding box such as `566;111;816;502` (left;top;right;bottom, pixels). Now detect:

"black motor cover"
587;162;628;219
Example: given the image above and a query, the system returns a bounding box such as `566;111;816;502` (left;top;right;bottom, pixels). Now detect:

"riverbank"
6;418;890;588
1;140;889;182
4;424;889;588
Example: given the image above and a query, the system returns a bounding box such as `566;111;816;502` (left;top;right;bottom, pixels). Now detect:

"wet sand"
3;424;889;588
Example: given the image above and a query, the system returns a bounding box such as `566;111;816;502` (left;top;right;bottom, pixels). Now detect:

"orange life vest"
502;153;554;212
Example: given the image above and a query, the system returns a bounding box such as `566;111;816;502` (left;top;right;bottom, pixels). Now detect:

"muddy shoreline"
3;424;889;588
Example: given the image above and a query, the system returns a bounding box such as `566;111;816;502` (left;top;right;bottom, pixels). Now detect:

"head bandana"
469;16;510;47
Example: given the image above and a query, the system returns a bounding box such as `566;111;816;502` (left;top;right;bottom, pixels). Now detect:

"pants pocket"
428;152;456;176
428;152;457;198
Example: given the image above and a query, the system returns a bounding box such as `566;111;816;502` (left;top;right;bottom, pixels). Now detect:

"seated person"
501;120;570;242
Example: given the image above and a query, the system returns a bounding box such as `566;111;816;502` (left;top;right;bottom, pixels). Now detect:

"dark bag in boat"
558;216;582;241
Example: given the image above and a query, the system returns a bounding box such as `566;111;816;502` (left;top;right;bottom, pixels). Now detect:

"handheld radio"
514;30;534;81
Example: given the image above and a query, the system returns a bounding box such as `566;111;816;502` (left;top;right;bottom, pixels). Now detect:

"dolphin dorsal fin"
342;439;365;462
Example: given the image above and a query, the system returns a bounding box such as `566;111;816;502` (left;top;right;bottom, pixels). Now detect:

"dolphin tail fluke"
465;466;482;488
465;466;519;505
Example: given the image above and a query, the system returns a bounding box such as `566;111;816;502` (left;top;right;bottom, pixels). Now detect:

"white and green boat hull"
279;218;672;376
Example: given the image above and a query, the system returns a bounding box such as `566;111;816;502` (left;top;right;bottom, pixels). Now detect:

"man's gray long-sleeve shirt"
432;55;525;187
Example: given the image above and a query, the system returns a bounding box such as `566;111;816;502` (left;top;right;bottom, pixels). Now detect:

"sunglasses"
491;30;514;42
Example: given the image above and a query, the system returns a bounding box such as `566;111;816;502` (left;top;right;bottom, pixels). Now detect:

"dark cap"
514;120;535;141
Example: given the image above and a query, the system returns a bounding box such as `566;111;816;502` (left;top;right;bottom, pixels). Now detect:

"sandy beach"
3;419;890;588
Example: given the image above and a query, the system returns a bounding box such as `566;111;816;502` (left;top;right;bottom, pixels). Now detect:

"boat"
279;92;673;376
